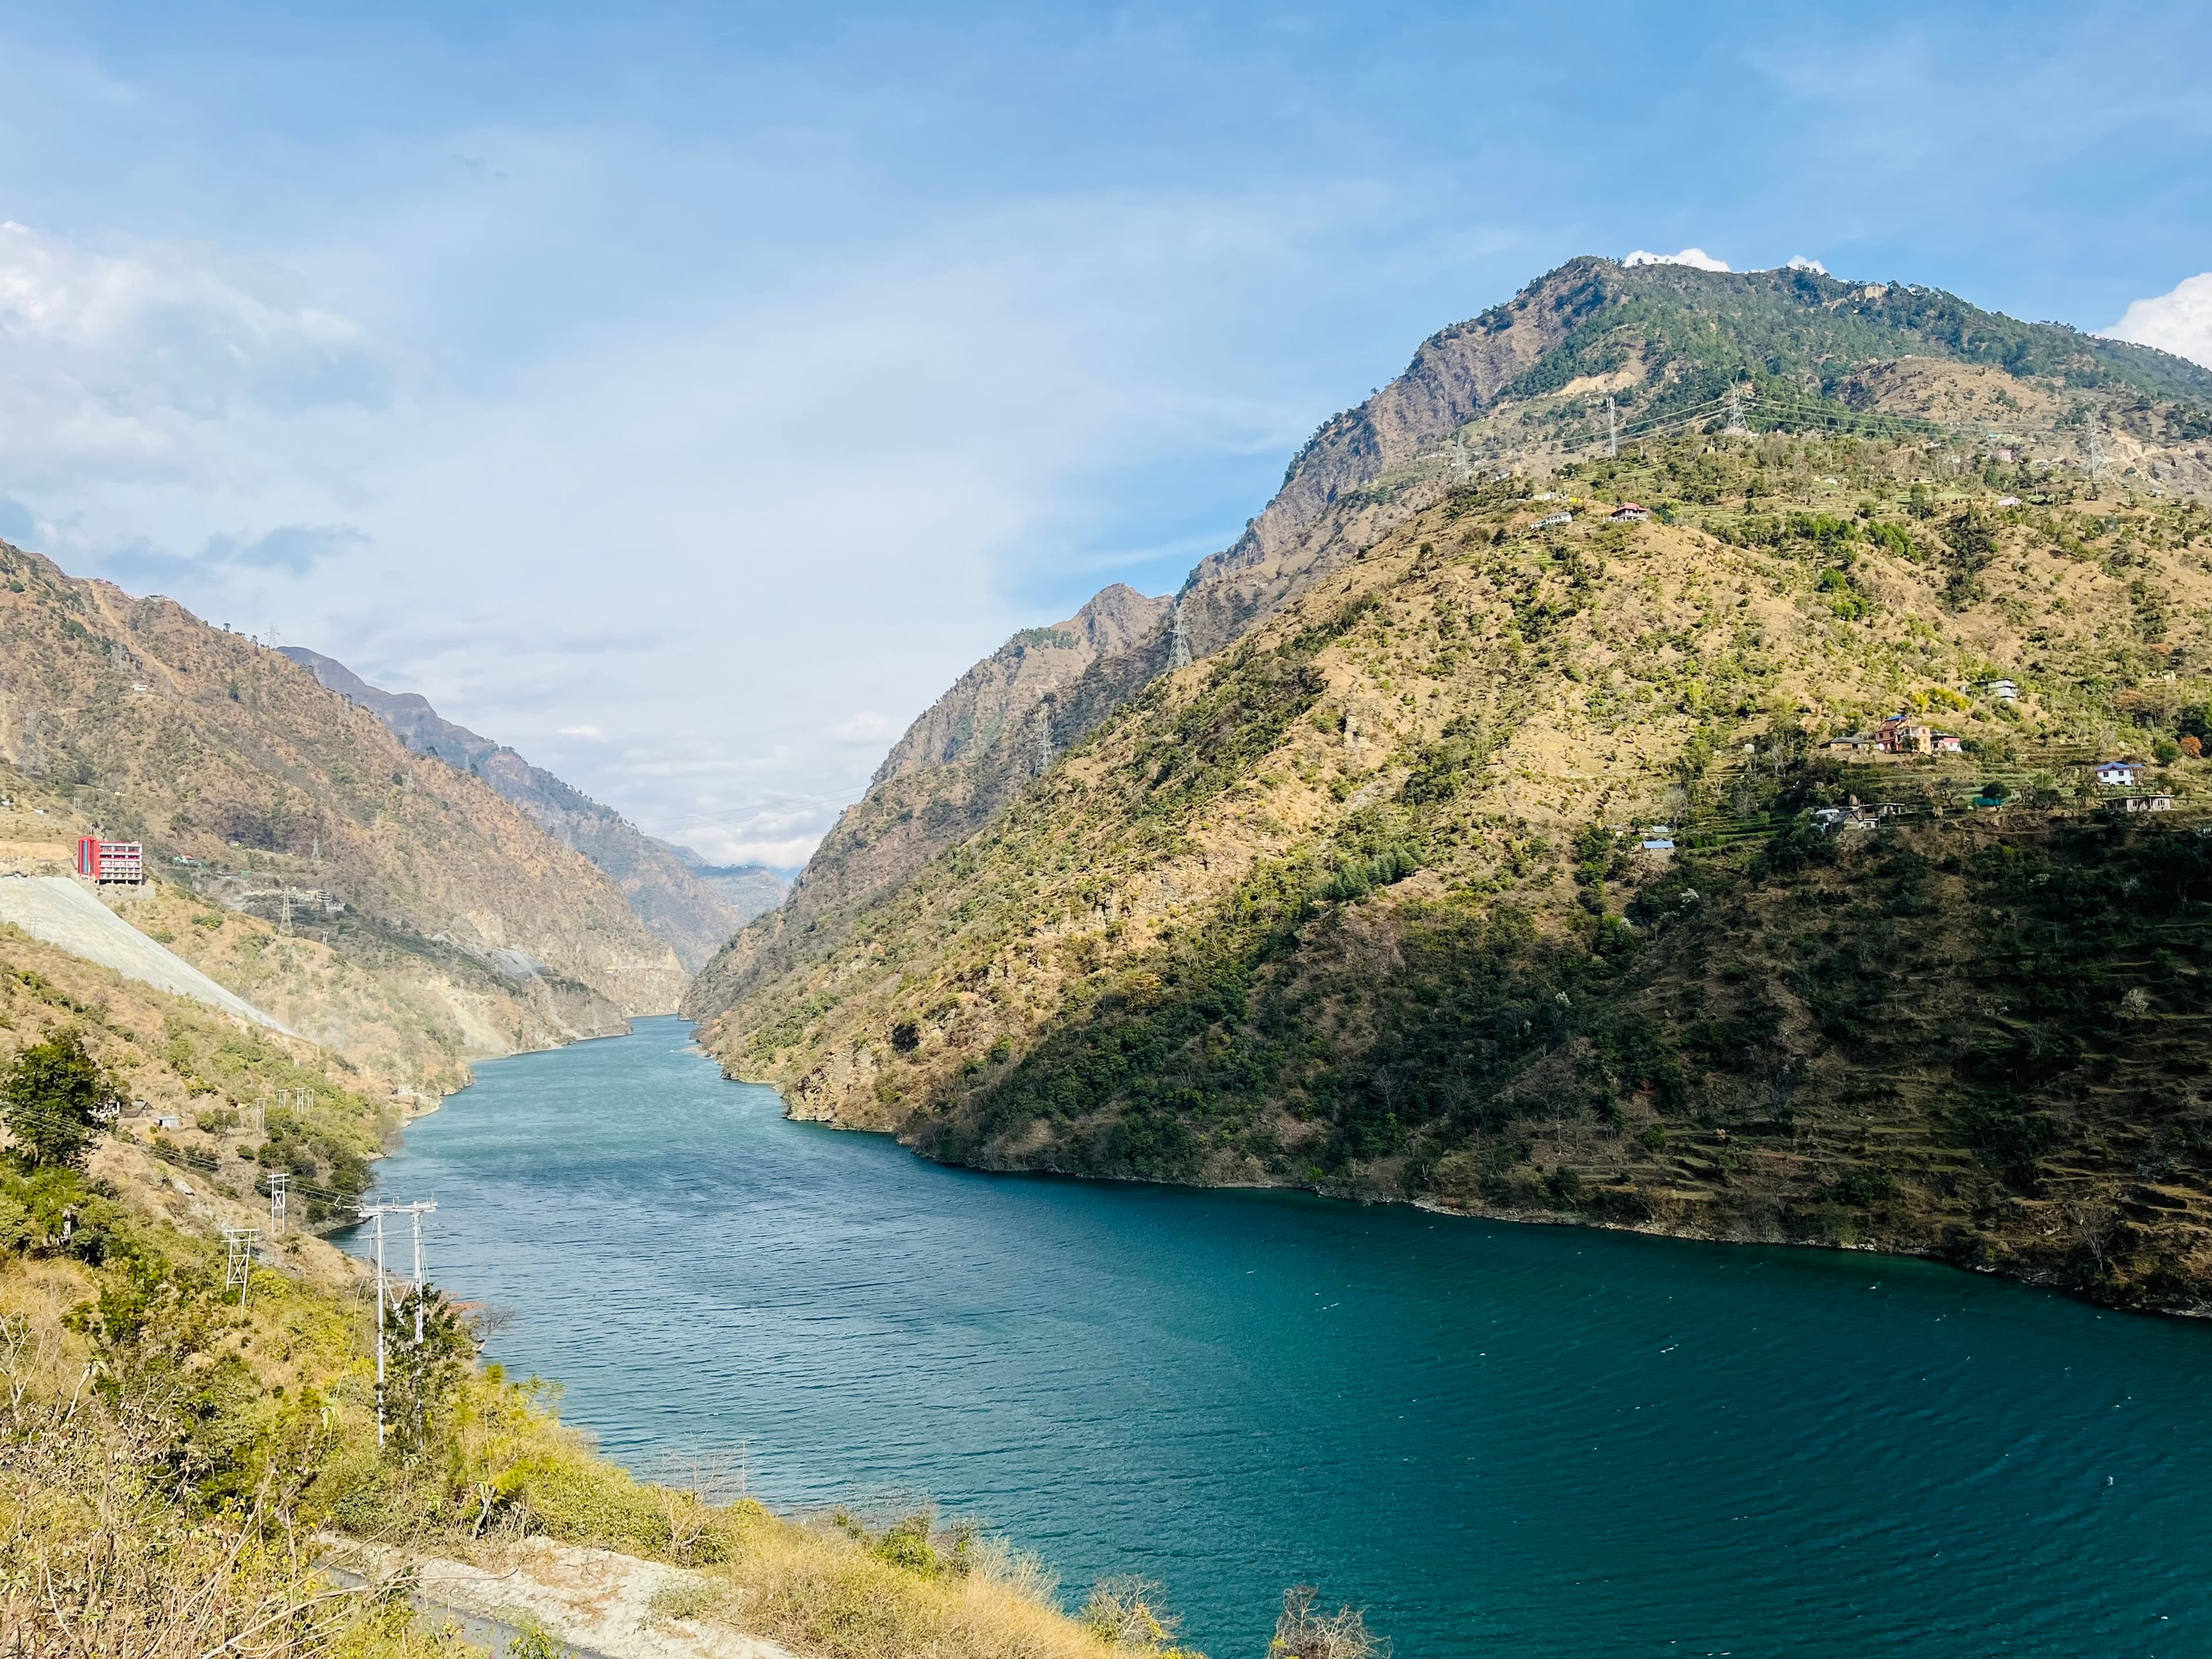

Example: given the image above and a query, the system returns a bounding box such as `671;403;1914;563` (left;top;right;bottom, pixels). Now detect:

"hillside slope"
688;256;2212;1037
282;646;774;971
0;546;687;1082
685;582;1167;1018
697;257;2212;1312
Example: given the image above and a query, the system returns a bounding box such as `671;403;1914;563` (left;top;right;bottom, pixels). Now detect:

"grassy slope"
703;419;2212;1313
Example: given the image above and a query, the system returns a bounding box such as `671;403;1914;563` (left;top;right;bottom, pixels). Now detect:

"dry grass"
0;1267;461;1657
710;1508;1197;1659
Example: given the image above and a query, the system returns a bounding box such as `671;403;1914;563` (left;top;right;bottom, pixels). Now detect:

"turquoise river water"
349;1017;2210;1657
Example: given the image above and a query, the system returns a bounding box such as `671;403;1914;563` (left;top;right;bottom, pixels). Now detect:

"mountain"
683;582;1168;1020
658;838;789;922
689;256;2212;1313
279;647;779;970
0;546;687;1085
687;258;2212;1031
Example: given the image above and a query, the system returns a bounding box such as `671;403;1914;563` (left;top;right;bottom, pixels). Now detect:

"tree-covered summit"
1452;255;2212;420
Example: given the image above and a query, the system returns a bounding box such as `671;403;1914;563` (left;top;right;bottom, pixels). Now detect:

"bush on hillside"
2;1028;116;1170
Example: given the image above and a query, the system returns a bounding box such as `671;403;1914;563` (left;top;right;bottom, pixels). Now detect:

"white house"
2094;759;2148;787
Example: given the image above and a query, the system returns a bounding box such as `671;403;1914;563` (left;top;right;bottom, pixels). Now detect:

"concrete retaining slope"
0;875;288;1032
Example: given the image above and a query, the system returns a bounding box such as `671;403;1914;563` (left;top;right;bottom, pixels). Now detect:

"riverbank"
0;1168;1207;1659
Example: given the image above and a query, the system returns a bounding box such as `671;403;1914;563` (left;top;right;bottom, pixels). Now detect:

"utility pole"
410;1201;431;1345
2087;411;2105;494
1606;395;1618;458
357;1199;436;1451
222;1226;259;1310
268;1171;287;1236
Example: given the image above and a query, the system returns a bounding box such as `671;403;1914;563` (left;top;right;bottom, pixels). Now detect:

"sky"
0;2;2208;867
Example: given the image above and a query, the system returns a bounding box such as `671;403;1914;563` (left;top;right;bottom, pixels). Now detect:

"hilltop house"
1535;510;1573;528
2108;794;2176;814
1933;733;1964;755
1610;503;1651;522
1878;714;1934;755
1976;678;2019;703
2094;759;2149;787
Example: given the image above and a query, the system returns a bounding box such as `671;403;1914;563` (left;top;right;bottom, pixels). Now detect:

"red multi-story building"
75;837;145;884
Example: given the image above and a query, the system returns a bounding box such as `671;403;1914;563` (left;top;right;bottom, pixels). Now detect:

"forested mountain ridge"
281;647;779;971
0;546;687;1084
696;256;2212;1312
687;256;2212;1041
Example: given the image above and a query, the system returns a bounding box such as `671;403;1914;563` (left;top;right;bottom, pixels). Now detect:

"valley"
6;253;2212;1659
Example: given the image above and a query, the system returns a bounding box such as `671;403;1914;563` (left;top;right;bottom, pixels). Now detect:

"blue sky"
1;1;2207;862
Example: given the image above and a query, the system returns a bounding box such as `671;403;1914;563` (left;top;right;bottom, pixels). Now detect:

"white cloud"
2103;272;2212;370
830;711;902;744
557;724;606;740
0;221;391;490
1624;247;1730;271
1786;255;1829;274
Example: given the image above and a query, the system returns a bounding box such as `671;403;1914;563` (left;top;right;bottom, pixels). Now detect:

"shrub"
2;1029;116;1169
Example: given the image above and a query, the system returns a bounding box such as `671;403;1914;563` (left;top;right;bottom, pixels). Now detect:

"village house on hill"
1609;503;1650;522
1876;713;1963;756
2093;758;2150;788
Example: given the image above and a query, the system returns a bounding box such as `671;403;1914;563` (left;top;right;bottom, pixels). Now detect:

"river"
351;1016;2210;1657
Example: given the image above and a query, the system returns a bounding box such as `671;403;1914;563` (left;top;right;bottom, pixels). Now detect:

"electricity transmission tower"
357;1199;437;1450
2086;411;2106;493
1606;395;1619;458
222;1227;259;1309
1167;599;1192;671
1726;387;1749;433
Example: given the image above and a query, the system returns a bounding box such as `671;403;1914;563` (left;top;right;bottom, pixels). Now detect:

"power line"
355;1198;435;1452
222;1225;259;1310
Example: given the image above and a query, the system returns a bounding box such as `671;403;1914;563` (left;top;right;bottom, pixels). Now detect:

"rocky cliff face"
0;550;686;1080
281;647;764;972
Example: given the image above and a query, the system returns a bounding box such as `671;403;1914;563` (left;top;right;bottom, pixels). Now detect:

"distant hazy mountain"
279;649;782;970
656;838;790;924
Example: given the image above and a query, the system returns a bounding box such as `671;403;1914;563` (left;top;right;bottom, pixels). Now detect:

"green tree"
3;1029;115;1169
